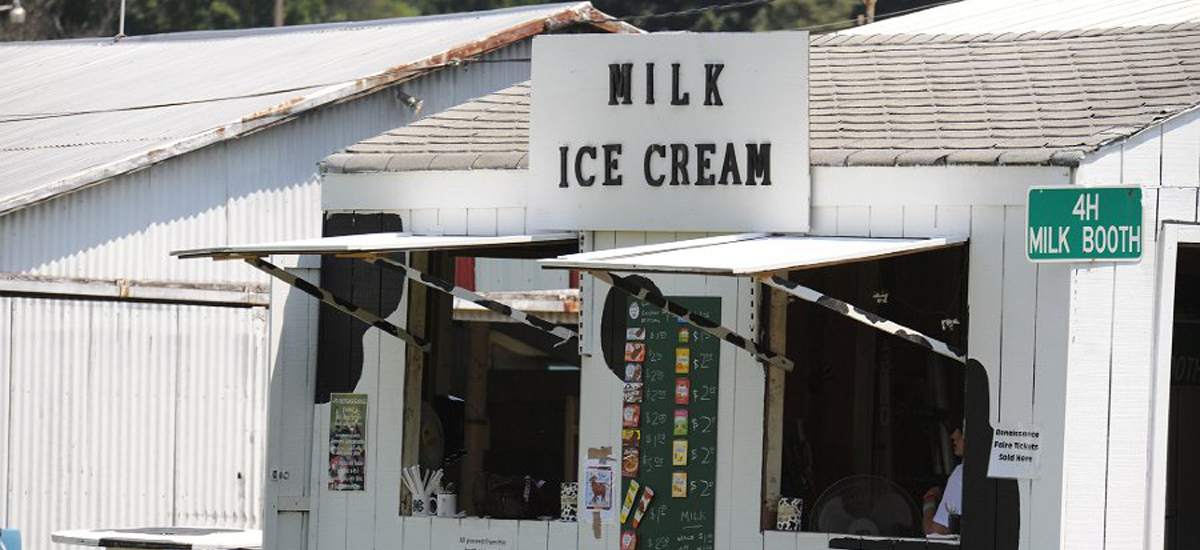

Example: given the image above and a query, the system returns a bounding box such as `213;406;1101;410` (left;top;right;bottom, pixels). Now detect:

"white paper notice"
987;425;1042;479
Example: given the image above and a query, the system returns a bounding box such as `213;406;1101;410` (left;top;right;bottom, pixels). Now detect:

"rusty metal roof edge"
0;2;635;218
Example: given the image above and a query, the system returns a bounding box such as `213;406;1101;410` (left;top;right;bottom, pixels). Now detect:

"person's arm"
922;486;949;534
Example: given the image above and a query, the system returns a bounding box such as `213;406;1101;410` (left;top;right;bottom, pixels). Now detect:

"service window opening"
411;254;581;521
767;245;969;537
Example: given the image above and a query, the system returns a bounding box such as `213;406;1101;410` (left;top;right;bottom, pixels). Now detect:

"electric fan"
419;401;446;470
809;475;921;537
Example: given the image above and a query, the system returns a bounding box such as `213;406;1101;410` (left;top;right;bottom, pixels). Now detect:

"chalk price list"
620;296;720;550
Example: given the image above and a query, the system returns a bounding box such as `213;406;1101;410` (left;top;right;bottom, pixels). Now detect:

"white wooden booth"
176;24;1200;550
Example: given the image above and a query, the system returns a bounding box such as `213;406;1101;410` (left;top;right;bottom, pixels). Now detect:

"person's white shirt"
934;463;963;529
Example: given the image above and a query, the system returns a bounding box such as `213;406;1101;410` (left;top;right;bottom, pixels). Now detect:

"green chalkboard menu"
618;296;720;550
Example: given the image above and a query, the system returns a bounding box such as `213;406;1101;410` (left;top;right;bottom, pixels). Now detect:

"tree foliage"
0;0;942;42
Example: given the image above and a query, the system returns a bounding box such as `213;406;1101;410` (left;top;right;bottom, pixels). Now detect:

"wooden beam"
564;394;579;482
761;286;788;530
400;252;429;515
461;322;491;515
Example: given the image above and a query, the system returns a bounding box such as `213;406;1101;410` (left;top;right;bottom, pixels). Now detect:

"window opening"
767;245;968;538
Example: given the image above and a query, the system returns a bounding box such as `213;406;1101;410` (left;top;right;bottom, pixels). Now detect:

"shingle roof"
842;0;1200;36
324;82;532;172
322;23;1200;172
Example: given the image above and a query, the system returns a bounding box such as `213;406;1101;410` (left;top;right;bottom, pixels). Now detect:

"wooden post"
761;286;788;530
462;322;491;515
400;252;429;515
564;394;580;482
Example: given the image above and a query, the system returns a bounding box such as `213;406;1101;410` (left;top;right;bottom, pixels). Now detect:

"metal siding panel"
174;304;269;528
0;38;534;286
3;299;268;550
8;299;94;550
0;297;9;526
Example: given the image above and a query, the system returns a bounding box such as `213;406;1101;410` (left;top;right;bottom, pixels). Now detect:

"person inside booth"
923;421;964;535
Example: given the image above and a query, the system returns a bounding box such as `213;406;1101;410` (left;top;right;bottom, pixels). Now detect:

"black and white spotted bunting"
586;270;794;372
243;257;430;351
366;257;579;346
761;275;965;364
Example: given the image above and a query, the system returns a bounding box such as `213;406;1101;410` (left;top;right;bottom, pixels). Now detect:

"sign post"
1026;186;1143;262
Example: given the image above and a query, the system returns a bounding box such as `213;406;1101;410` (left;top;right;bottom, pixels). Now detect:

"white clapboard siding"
517;519;550;550
547;521;579;549
1121;127;1163;188
968;206;1005;424
1161;110;1200;188
868;205;904;237
729;277;765;550
810;206;837;236
902;204;937;237
1063;264;1116;550
764;530;799;550
375;298;409;547
999;205;1038;550
467;208;499;237
1030;262;1071;550
1100;183;1167;550
836;206;871;237
439;208;469;235
490;520;521;549
498;207;526;235
935;205;972;236
578;229;618;550
429;517;460;548
314;400;346;550
403;516;434;549
1076;146;1122;187
410;209;439;234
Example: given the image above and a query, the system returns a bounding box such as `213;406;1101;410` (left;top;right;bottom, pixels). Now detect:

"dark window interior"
778;245;969;536
420;255;580;521
1167;245;1200;549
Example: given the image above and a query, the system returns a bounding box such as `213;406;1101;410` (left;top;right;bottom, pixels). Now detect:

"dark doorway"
1166;245;1200;548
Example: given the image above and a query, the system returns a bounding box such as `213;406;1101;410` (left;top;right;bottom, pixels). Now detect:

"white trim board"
1146;222;1200;550
811;165;1070;207
322;170;532;212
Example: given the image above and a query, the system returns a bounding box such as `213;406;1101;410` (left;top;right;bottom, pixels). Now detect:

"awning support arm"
587;270;793;372
243;257;430;351
759;275;965;364
366;256;579;347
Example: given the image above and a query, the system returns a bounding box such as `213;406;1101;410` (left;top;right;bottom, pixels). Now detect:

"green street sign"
1026;186;1143;262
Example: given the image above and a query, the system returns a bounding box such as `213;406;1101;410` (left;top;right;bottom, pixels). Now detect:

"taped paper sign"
987;424;1042;479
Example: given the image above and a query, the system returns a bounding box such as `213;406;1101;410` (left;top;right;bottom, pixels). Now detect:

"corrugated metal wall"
0;297;268;549
0;40;534;550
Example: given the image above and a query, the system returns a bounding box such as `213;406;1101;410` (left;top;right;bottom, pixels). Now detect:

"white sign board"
987;425;1042;479
529;33;810;233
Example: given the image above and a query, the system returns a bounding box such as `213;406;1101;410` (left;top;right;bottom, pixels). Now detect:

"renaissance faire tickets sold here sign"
529;33;810;233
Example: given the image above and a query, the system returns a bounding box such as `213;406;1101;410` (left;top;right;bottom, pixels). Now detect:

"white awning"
539;233;966;276
172;232;578;259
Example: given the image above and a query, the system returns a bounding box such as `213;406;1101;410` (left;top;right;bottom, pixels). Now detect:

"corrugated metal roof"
0;3;633;216
844;0;1200;35
324;23;1200;170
